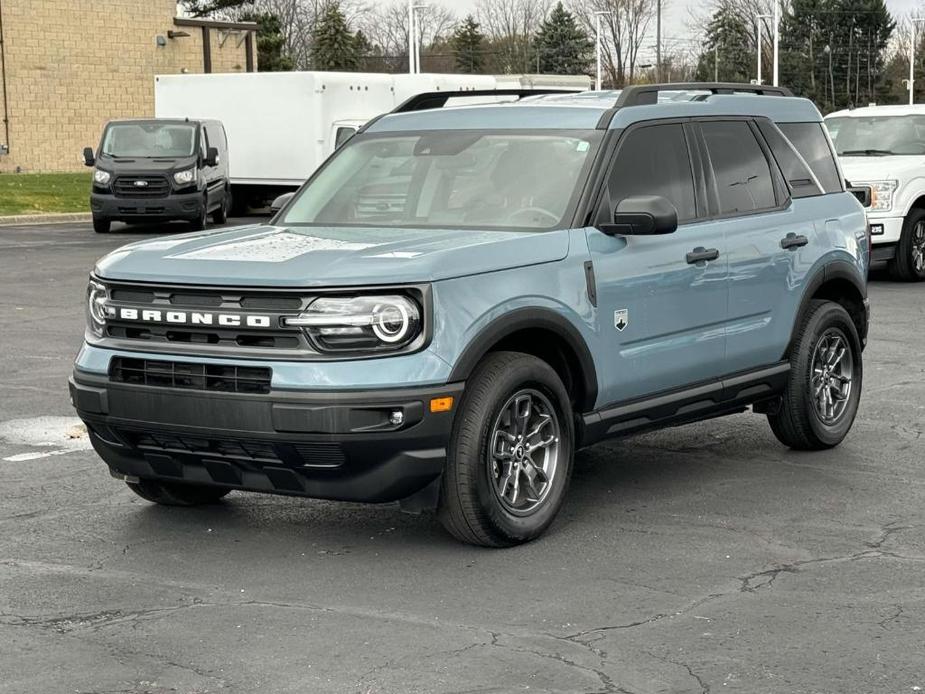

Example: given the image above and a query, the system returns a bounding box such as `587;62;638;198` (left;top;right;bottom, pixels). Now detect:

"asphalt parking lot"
1;219;923;694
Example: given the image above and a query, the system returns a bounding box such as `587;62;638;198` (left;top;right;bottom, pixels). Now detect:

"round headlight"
93;169;111;185
372;300;413;343
87;280;109;336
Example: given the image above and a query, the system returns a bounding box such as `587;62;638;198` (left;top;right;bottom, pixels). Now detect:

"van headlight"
865;180;898;212
86;279;111;337
93;169;111;185
283;295;423;353
173;167;197;186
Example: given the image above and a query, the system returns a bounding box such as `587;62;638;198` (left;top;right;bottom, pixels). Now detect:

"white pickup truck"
826;105;925;281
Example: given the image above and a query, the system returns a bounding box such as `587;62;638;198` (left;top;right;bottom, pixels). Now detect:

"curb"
0;212;92;226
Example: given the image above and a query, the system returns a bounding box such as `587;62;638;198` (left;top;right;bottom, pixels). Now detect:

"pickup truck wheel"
126;479;230;506
212;189;230;224
438;351;574;547
768;300;862;450
92;217;110;234
888;209;925;281
188;196;208;231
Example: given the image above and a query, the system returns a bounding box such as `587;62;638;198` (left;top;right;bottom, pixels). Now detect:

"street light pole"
756;14;771;85
407;0;415;74
772;0;779;86
594;11;612;90
656;0;662;82
412;4;428;74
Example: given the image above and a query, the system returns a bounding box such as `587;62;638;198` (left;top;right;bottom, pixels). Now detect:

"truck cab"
84;118;230;234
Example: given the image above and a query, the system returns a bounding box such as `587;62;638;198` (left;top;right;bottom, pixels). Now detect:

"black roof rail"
391;88;583;114
615;82;793;108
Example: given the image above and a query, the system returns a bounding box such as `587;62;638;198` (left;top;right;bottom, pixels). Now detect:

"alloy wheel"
488;389;560;516
912;220;925;275
810;328;854;425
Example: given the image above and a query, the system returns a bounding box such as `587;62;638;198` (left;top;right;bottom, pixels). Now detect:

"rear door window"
757;121;824;199
778;122;842;194
700;121;777;215
604;123;698;223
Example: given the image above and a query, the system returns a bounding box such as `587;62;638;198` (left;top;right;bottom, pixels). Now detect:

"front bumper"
70;371;462;503
866;216;903;246
90;190;202;222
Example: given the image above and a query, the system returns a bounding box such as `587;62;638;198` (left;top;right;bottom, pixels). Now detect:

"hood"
839;155;925;184
94;223;571;287
97;154;198;174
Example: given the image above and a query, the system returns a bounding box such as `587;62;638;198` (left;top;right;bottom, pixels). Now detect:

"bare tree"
475;0;552;73
358;1;456;70
577;0;659;86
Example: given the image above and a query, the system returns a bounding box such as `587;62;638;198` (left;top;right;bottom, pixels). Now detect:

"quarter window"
606;124;697;223
701;121;777;215
779;122;842;194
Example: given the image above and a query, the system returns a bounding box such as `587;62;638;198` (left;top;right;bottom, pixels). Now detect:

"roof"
366;87;824;134
826;104;925;119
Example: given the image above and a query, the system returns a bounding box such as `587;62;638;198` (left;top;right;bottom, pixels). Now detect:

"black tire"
92;217;111;234
768;300;863;450
212;189;230;224
438;351;574;547
888;208;925;281
126;479;230;506
188;196;208;231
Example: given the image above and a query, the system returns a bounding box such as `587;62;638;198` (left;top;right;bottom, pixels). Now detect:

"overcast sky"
425;0;922;64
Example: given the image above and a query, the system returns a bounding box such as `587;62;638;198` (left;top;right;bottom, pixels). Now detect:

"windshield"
101;122;197;158
280;130;600;231
826;115;925;156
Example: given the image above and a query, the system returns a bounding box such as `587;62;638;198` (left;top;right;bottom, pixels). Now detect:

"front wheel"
212;189;230;224
92;216;111;234
188;195;208;231
438;351;574;547
126;479;230;506
888;208;925;281
768;300;863;450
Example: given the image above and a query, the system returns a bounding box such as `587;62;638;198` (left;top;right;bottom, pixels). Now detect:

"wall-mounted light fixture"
167;30;190;39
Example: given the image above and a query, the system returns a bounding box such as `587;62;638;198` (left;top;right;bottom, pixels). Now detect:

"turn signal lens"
430;396;454;413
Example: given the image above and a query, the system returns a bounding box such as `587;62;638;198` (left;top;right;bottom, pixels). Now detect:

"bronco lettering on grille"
116;307;272;328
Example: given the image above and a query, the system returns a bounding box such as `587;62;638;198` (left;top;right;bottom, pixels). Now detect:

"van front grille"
113;175;170;198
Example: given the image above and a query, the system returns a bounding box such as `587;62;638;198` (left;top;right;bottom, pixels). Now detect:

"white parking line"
3;449;74;462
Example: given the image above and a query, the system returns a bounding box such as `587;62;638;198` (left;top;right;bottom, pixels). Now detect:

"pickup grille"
113;175;170;198
111;357;272;394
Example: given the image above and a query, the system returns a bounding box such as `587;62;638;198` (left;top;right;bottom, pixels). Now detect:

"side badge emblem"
614;309;629;332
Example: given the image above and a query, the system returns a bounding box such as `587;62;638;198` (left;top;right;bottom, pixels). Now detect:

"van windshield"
826;115;925;156
101;122;197;158
280;130;601;231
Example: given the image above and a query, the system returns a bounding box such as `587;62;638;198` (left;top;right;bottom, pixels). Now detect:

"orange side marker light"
430;396;454;413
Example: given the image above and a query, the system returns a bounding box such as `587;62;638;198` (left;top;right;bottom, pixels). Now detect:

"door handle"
780;233;809;250
686;247;720;264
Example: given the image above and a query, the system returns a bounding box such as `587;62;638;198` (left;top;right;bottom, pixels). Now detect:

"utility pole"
656;0;662;82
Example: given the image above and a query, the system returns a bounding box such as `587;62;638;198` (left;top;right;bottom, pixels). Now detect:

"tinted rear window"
779;122;842;194
757;121;823;199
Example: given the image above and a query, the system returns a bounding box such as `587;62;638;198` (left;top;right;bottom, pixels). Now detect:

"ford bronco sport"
71;84;870;547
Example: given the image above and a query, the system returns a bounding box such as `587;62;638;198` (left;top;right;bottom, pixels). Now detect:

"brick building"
0;0;256;172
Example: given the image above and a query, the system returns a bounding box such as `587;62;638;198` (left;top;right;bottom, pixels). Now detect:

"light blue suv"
71;83;870;546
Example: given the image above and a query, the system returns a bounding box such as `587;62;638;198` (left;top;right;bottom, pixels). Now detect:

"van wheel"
888;209;925;281
126;479;230;506
438;351;574;547
189;195;208;231
768;300;863;450
212;189;230;224
92;217;110;234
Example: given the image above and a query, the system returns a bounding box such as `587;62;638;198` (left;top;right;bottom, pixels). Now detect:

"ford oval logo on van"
134;180;149;188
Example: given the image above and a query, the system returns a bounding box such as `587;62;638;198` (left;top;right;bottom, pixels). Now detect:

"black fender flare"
447;307;599;413
787;259;868;356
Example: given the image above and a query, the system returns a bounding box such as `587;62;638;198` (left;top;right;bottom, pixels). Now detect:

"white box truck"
153;71;589;210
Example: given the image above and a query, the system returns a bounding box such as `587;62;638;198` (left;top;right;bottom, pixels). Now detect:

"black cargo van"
83;119;230;233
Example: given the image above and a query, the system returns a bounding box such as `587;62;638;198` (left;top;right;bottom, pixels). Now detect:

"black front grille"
110;357;272;394
113;175;170;198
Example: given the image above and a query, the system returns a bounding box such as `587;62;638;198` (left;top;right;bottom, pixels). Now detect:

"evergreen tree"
694;1;753;83
238;11;294;72
533;3;593;75
451;16;486;74
311;2;360;71
182;0;253;17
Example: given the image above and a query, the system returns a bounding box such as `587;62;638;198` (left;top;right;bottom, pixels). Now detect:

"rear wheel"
92;216;111;234
888;208;925;281
438;351;574;547
126;479;230;506
768;300;862;450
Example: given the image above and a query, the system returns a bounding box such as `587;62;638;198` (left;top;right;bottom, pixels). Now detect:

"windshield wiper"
840;149;895;156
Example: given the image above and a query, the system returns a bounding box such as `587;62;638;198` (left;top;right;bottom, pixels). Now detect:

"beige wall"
0;0;254;172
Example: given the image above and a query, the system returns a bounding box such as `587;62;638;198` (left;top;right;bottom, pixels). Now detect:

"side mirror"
204;146;219;167
82;147;95;167
598;195;678;236
270;192;295;213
